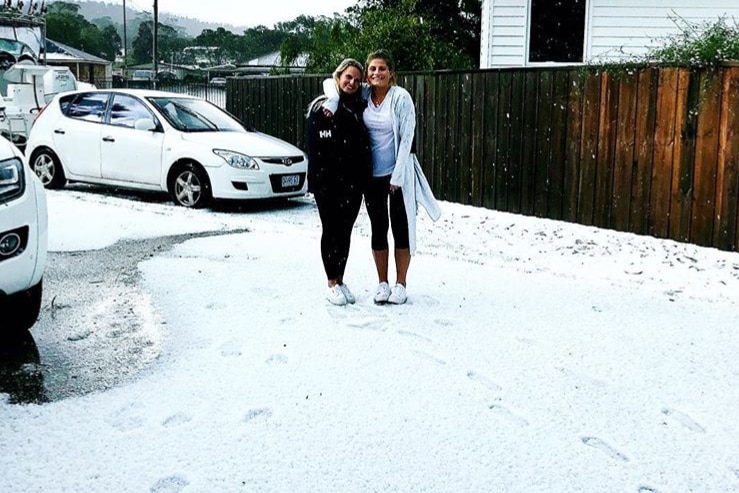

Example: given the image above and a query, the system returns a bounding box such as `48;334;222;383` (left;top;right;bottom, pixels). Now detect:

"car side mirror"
134;118;157;131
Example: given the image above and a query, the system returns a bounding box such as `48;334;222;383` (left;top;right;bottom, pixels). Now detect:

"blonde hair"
332;58;364;87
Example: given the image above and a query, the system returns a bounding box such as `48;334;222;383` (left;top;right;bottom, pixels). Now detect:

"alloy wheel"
33;153;55;186
174;170;201;207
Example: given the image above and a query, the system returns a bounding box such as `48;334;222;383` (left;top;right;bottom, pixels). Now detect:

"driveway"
1;229;248;404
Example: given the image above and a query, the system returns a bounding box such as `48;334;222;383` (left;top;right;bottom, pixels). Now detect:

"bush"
647;16;739;67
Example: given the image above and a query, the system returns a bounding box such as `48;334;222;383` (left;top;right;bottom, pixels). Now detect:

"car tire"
5;280;43;333
31;148;66;189
169;162;211;208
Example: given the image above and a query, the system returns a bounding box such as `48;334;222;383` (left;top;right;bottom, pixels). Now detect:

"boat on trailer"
0;3;95;151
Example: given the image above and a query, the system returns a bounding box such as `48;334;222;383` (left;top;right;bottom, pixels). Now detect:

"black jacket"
306;93;372;197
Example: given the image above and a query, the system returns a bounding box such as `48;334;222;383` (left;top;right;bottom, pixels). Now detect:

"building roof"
45;39;109;65
243;50;307;67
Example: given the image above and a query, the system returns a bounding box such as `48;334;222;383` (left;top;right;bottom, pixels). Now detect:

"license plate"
281;175;300;187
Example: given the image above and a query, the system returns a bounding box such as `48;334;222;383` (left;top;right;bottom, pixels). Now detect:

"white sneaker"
326;284;347;306
388;283;407;305
339;283;356;304
373;281;391;304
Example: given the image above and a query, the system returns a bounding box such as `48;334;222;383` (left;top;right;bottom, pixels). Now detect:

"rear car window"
65;93;109;123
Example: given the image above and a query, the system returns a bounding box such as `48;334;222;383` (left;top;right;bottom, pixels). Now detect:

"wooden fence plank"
534;71;553;217
611;71;637;232
650;68;678;238
422;74;438;191
548;70;569;220
564;70;583;223
714;67;739;250
496;72;513;211
435;75;451;200
631;68;658;236
669;69;697;242
413;75;426;167
482;72;499;209
447;74;461;203
690;69;722;247
578;72;602;226
594;72;618;228
459;73;474;204
520;71;539;216
507;71;525;213
470;73;485;206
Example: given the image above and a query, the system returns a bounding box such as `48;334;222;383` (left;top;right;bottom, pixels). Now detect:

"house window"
529;0;586;63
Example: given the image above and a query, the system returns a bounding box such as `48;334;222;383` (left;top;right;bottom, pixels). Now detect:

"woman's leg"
389;188;411;286
335;191;363;281
314;193;342;286
364;176;391;283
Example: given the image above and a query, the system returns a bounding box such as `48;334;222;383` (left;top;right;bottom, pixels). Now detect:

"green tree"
131;19;154;65
158;24;191;65
280;0;482;73
238;25;290;63
45;2;120;61
351;0;481;67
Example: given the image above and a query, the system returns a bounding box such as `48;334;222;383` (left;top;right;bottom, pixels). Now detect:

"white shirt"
363;88;395;177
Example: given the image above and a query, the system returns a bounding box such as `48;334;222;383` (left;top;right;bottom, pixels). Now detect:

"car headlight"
213;149;259;170
0;157;24;204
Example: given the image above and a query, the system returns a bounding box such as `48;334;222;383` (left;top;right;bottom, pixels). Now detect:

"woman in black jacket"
306;58;372;306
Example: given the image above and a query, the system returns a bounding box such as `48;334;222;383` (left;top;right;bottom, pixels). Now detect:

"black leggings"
314;192;363;280
364;175;409;251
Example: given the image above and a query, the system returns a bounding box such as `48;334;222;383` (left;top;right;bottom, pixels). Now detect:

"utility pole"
123;0;127;80
153;0;158;87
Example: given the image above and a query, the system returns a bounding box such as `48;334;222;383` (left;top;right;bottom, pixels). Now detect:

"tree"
351;0;481;68
45;2;121;61
131;19;154;65
158;24;190;65
280;0;482;73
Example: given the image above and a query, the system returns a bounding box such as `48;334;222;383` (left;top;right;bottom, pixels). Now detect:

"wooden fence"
227;66;739;252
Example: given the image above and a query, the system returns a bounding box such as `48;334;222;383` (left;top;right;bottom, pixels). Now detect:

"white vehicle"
131;69;155;81
26;88;308;208
0;134;47;333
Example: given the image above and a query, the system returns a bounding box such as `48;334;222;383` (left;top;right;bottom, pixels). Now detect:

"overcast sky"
112;0;357;27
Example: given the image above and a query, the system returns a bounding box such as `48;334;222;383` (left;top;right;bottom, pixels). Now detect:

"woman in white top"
324;50;440;305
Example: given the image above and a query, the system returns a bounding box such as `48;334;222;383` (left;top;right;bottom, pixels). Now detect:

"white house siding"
480;0;528;68
481;0;739;67
588;0;739;62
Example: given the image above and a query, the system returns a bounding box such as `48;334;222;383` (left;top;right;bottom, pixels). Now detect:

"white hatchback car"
26;89;308;208
0;135;47;333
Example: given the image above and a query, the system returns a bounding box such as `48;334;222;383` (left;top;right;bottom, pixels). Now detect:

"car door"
52;92;109;179
100;93;165;185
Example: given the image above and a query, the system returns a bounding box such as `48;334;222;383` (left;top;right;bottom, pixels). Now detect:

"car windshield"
149;97;245;133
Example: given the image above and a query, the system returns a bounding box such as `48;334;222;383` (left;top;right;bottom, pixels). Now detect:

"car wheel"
5;280;43;333
31;148;66;189
169;162;211;208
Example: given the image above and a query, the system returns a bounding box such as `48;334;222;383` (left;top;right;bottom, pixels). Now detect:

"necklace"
372;92;386;107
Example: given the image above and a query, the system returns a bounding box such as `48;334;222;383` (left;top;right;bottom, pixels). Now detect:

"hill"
56;0;250;37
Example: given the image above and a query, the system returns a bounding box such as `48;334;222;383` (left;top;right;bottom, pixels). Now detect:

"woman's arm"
321;78;340;115
321;79;371;115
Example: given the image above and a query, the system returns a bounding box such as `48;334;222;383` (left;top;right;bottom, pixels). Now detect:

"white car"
0;135;47;332
26;89;308;208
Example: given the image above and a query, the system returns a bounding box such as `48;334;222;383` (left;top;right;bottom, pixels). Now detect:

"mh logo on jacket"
319;130;332;138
